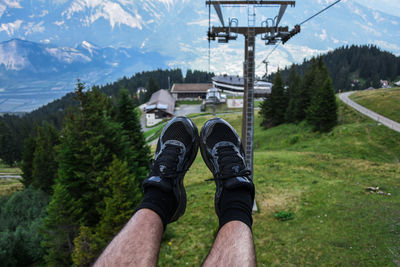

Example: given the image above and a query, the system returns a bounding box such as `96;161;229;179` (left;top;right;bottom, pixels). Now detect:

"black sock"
135;187;178;230
218;187;253;230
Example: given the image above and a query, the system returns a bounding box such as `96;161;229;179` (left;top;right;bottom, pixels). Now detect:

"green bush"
274;211;294;221
0;187;49;266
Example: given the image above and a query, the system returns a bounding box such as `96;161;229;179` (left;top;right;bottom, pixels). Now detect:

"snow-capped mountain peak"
0;39;30;71
79;40;100;55
62;0;144;29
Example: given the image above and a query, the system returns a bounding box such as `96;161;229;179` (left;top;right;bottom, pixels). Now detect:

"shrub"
274;211;294;221
0;187;49;266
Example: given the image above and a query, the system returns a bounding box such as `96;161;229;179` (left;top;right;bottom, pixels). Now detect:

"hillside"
276;45;400;92
155;101;400;265
350;87;400;123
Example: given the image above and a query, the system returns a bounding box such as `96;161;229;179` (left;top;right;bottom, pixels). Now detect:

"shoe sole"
168;117;199;223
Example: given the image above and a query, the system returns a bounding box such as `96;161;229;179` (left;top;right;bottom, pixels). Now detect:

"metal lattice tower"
207;0;296;211
242;2;256;190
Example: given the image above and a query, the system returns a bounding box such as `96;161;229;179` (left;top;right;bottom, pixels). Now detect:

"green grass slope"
350;87;400;123
155;100;400;266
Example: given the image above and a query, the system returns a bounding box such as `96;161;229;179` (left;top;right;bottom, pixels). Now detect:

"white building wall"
146;113;163;127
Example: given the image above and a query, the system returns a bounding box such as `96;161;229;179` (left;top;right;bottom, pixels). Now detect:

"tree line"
276;44;400;92
1;82;151;266
0;68;213;166
261;57;338;132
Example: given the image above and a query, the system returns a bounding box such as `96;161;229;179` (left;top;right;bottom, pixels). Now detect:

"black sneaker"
143;116;199;223
199;118;255;217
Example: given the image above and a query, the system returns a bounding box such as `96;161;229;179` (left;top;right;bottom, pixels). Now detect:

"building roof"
145;89;175;116
171;83;213;93
213;75;244;86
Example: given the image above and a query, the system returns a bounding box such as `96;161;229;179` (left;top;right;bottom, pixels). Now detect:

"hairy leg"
202;220;256;267
94;209;163;267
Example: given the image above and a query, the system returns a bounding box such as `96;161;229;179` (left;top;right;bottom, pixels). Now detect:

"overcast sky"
353;0;400;17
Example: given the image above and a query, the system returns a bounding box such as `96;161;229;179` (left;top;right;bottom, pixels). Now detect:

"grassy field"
155;100;400;266
176;100;202;105
204;100;263;113
350;87;400;123
204;102;241;113
0;162;23;196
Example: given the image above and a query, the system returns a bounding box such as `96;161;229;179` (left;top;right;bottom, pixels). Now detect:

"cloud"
0;0;22;18
3;0;22;9
168;38;328;77
353;0;400;17
187;19;218;27
315;29;327;41
54;20;65;26
355;21;382;36
372;11;385;23
373;40;400;55
331;37;339;44
39;10;49;17
23;21;45;35
0;19;23;35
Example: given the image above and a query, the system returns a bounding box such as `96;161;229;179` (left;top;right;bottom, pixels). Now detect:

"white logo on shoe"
159;165;166;173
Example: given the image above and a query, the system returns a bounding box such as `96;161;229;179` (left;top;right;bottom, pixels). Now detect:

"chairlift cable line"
256;0;341;73
299;0;341;26
208;0;223;73
208;3;211;73
256;43;279;73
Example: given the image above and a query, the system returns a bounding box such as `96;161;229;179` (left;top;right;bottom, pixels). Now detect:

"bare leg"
202;221;256;267
94;209;163;267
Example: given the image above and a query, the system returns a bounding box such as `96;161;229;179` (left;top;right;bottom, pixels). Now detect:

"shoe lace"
151;144;184;179
209;145;251;181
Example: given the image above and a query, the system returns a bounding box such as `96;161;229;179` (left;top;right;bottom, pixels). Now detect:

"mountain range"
0;38;168;112
0;0;400;112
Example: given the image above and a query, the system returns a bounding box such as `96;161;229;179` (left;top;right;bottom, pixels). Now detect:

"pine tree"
0;120;18;166
297;58;318;122
307;77;338;132
97;157;141;240
285;72;303;123
117;89;150;184
259;70;288;128
21;136;36;188
185;69;194;83
259;93;274;128
144;77;160;102
306;57;337;132
71;226;102;267
42;81;132;265
71;90;149;266
285;66;297;101
71;157;142;266
42;183;82;266
273;71;288;125
32;122;59;194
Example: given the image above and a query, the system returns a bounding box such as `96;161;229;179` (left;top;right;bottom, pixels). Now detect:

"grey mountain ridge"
0;38;168;112
0;0;399;112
